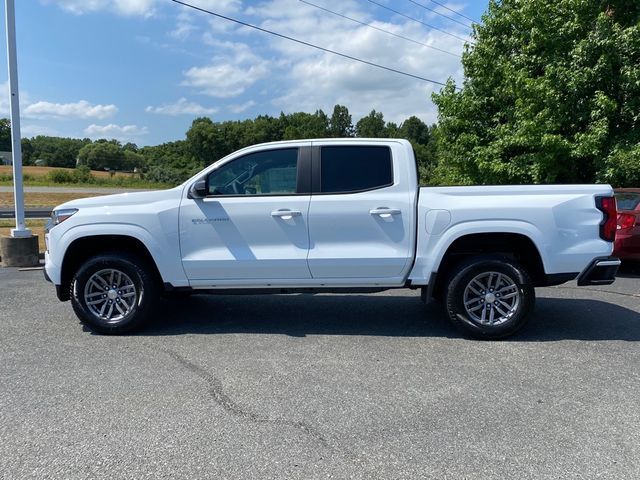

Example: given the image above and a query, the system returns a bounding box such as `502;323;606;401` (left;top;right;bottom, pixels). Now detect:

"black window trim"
202;145;312;198
311;144;395;195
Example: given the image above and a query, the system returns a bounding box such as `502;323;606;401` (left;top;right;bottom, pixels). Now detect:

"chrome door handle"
271;209;302;219
370;208;401;218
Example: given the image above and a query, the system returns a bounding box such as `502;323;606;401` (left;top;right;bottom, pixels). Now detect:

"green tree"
140;140;199;184
186;117;229;166
432;0;640;186
329;104;354;137
21;138;34;165
0;118;11;152
356;110;386;137
77;142;125;171
398;116;430;145
28;136;91;168
281;110;329;139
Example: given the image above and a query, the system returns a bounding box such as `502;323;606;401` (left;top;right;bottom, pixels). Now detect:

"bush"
73;165;93;183
47;169;76;184
145;165;196;186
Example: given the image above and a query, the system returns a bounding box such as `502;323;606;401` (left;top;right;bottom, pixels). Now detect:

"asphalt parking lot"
1;267;639;479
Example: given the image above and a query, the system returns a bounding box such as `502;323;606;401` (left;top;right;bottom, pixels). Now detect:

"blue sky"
0;0;488;145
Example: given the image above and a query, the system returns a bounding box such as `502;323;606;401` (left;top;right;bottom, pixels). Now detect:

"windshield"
615;192;640;211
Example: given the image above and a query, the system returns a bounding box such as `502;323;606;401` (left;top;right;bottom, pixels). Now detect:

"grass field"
0;165;168;189
0;165;133;179
0;191;108;208
0;219;47;253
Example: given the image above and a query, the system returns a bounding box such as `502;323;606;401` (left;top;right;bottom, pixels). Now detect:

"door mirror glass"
189;179;207;198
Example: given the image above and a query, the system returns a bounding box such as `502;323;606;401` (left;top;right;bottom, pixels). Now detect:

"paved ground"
1;266;639;479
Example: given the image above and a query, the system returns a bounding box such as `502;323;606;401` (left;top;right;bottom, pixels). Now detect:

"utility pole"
5;0;29;237
0;0;38;268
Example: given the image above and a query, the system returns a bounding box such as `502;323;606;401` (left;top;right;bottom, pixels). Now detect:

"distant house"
0;151;12;165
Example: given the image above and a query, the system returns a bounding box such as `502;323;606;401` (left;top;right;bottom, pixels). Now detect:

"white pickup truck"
44;139;620;339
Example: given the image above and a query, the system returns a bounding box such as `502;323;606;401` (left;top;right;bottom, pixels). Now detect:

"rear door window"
320;146;393;193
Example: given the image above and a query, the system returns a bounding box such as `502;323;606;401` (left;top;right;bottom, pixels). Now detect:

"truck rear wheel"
444;256;535;339
70;253;158;334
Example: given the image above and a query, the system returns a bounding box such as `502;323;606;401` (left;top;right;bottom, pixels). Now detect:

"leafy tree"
28;136;91;168
0;118;11;152
398;116;430;146
123;142;139;152
242;115;283;145
281;110;329;139
21;138;34;165
123;150;146;171
186;117;229;166
356;110;386;137
329;105;354;137
77;142;125;171
385;122;399;138
433;0;640;186
141;140;197;184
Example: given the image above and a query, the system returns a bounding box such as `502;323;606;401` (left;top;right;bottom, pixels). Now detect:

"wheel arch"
59;234;163;301
430;232;546;302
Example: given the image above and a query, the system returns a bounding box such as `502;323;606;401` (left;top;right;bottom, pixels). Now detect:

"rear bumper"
577;256;621;286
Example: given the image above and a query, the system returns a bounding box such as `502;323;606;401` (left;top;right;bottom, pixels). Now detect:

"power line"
299;0;461;58
405;0;473;29
428;0;479;24
170;0;454;88
364;0;474;45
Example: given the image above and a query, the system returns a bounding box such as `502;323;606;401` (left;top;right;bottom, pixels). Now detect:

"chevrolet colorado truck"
44;139;620;338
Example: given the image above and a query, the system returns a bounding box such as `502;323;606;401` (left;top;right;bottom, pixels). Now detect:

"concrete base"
0;235;39;267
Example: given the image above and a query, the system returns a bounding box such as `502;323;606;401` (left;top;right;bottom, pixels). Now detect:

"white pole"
5;0;30;237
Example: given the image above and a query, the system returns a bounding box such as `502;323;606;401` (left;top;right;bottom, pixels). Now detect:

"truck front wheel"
444;256;535;339
70;253;159;334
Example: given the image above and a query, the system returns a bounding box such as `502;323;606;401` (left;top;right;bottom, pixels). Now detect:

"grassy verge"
0;191;110;208
0;165;171;190
0;219;47;253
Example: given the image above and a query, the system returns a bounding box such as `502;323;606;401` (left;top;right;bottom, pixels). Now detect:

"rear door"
306;143;414;281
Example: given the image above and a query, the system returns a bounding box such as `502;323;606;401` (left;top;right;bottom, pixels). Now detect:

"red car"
614;188;640;262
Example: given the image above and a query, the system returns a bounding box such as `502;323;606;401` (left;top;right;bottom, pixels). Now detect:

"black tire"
444;255;535;340
70;252;159;334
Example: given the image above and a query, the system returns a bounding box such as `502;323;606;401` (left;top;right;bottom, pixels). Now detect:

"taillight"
596;196;617;242
618;213;635;230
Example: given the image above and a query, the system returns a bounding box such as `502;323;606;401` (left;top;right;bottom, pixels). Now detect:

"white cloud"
182;63;270;98
228;100;256;114
0;81;118;122
219;0;467;124
42;0;156;16
24;100;117;119
84;124;149;141
182;40;271;98
146;97;218;116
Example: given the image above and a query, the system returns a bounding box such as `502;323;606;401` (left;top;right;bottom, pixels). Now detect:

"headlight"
45;208;78;233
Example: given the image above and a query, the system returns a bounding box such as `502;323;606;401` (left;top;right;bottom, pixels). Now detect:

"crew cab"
44;139;620;339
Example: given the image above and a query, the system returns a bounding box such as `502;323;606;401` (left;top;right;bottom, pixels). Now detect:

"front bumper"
577;256;621;286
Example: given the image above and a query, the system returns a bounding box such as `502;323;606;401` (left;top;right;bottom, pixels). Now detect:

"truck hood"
55;187;183;211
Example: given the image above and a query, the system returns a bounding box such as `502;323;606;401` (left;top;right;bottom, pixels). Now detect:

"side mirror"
189;179;207;199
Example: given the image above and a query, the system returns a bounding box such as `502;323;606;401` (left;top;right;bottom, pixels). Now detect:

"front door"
179;145;312;282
